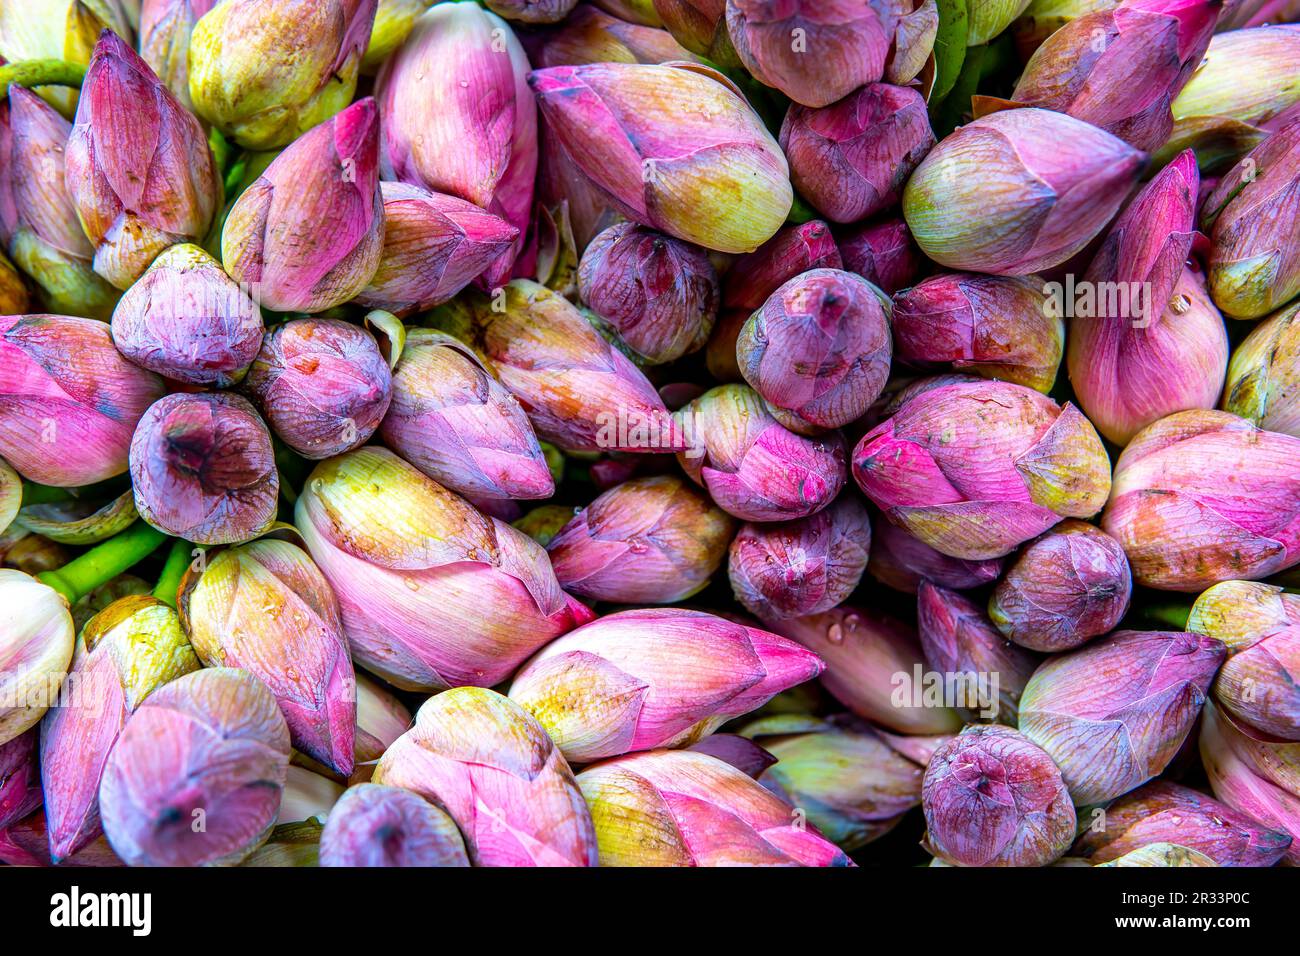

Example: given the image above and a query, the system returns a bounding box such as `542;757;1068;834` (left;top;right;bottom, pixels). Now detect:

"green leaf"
931;0;970;104
931;43;987;139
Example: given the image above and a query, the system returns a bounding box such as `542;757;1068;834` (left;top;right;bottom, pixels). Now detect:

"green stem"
1144;602;1192;631
274;440;311;505
0;59;87;96
153;538;192;608
37;521;167;604
785;192;817;225
20;482;74;507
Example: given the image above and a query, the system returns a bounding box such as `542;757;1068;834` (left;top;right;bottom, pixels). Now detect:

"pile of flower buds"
0;0;1299;869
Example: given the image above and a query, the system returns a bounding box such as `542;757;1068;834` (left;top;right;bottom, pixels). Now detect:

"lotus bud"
780;84;934;225
737;269;892;434
867;516;1005;594
0;729;41;832
600;0;664;24
139;0;218;110
529;62;792;254
110;244;263;386
0;1;131;114
0;315;164;487
966;0;1035;42
578;223;719;365
893;273;1064;393
129;392;278;545
854;379;1112;561
838;217;921;295
577;749;850;865
373;687;596;866
319;783;468;867
189;0;377;150
688;733;777;778
513;505;579;549
989;522;1131;653
1223;300;1300;438
355;182;519;315
243;318;391;461
729;495;871;621
39;595;199;860
277;765;344;823
536;113;621;255
922;724;1076;867
903;108;1144;275
98;668;290;866
222;98;383;313
654;0;733;60
547;476;734;605
1018;629;1225;804
1102;410;1300;590
1;530;72;578
484;0;577;21
770;606;963;734
1010;0;1118;57
350;673;411;778
540;6;696;66
239;820;322;867
917;581;1041;725
0;251;25;313
0;810;122;868
64;31;219;289
674;385;847;522
295;447;592;691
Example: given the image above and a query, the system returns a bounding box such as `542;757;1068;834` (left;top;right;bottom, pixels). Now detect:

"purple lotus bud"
770;606;964;734
867;516;1006;594
1008;0;1219;151
904;108;1145;275
529;62;792;254
98;668;291;866
780;83;934;224
0;809;123;868
918;581;1042;725
355;182;519;315
64;31;220;289
726;0;894;108
484;0;577;22
129;392;279;545
728;495;871;621
1019;629;1225;804
1076;779;1293;866
737;269;893;434
675;385;847;522
854;379;1112;560
222;98;384;313
540;5;697;66
578;222;720;364
687;733;777;778
139;0;218;111
837;217;922;294
922;724;1077;866
380;328;552;501
989;521;1132;653
319;783;469;867
110;244;263;386
893;273;1064;393
0;729;40;833
1102;410;1300;590
243;318;392;460
547;476;735;605
1224;299;1300;438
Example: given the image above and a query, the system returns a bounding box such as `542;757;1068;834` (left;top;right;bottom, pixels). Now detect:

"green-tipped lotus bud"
361;0;434;73
1223;300;1300;438
0;570;74;746
319;783;469;866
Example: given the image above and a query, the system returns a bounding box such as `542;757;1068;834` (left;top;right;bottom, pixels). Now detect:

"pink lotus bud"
536;116;621;253
687;732;777;778
547;476;735;604
728;495;871;620
867;515;1006;594
129;392;279;545
351;672;411;778
110;244;264;386
922;724;1077;867
1102;410;1300;590
854;379;1112;561
540;5;696;66
737;268;892;433
319;783;469;867
484;0;577;21
837;217;922;295
139;0;218;111
39;595;200;861
243;318;392;460
509;608;821;762
373;687;597;866
529;62;792;254
64;31;220;289
380;328;552;501
918;581;1042;724
1019;629;1225;803
179;539;356;775
893;273;1064;393
726;0;893;108
770;606;964;734
0;809;123;868
904;108;1145;275
675;384;847;522
989;521;1132;652
0;569;75;749
222;98;384;314
578;222;720;365
1224;299;1300;438
0;315;164;487
355;182;519;315
0;729;40;832
1187;580;1300;741
295;447;592;691
780;83;935;224
1008;0;1219;151
577;749;850;865
98;668;290;866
